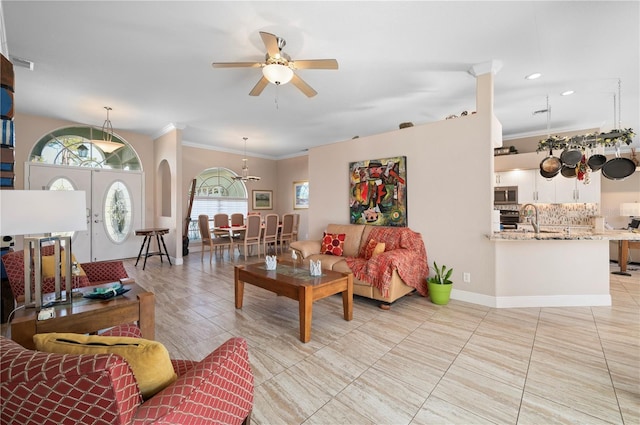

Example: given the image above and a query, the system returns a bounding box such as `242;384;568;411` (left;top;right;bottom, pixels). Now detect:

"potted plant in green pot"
427;261;453;305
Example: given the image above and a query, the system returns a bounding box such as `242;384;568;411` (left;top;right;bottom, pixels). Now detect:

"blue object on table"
83;283;130;300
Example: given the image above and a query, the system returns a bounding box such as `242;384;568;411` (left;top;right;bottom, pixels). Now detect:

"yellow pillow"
41;252;86;278
372;242;386;257
33;333;176;399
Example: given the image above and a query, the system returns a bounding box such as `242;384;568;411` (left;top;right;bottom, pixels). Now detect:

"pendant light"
233;137;261;181
92;106;123;153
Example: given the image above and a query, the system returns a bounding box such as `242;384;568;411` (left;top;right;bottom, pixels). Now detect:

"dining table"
212;225;247;238
212;223;282;241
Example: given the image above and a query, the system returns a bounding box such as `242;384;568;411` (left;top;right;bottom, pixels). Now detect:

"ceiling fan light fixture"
262;63;294;85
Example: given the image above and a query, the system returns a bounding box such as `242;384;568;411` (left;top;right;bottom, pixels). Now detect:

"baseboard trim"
451;289;611;308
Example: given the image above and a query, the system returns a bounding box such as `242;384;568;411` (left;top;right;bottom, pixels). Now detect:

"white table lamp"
0;190;87;308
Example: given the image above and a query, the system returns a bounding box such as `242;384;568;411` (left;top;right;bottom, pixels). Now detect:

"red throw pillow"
321;232;345;256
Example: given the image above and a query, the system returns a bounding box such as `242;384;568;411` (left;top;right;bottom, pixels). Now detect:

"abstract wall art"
349;156;407;226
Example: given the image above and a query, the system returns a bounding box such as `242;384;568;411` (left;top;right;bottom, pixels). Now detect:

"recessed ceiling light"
561;90;575;96
525;72;542;80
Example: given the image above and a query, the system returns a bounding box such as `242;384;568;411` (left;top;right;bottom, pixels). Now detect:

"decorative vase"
265;255;277;270
428;281;452;305
309;260;322;276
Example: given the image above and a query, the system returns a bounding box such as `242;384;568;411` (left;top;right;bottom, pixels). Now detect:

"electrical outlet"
463;272;471;283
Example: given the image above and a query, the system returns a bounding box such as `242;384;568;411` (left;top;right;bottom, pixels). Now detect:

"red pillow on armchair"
321;232;345;256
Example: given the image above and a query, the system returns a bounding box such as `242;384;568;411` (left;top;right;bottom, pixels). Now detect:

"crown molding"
153;123;186;139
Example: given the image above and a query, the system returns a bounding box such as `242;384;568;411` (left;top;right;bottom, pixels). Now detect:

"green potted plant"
427;261;453;305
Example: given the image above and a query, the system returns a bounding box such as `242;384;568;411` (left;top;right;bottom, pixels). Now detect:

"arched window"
30;126;141;170
188;167;248;240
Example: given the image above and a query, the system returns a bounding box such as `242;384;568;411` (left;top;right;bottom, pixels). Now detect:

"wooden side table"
135;228;172;270
10;281;155;350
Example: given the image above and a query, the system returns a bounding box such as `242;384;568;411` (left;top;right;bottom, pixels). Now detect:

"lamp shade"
0;190;87;236
262;64;294;85
620;202;640;217
90;139;124;153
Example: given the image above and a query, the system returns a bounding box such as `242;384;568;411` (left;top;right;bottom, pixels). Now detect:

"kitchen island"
488;229;639;308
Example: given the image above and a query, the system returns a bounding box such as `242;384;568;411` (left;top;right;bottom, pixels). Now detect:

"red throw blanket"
345;227;428;297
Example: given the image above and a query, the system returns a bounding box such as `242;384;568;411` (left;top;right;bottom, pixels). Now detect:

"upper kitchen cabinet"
534;172;556;203
495;170;535;204
495;169;601;204
554;172;601;203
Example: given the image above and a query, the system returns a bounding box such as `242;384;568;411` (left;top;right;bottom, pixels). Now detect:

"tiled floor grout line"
515;307;542;425
590;306;627;424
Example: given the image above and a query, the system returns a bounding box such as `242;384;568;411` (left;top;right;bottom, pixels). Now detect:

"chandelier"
233;137;261;181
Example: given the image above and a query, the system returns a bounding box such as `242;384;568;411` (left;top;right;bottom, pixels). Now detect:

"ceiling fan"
212;31;338;98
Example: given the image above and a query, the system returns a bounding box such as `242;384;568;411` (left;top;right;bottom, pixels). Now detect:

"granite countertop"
489;229;640;241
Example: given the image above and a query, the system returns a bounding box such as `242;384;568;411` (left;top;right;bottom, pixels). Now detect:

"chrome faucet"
521;203;540;234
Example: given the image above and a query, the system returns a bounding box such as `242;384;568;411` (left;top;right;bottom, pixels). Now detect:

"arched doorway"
26;126;144;262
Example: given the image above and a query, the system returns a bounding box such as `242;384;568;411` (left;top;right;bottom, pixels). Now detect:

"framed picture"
349;156;407;226
293;180;309;209
252;190;272;210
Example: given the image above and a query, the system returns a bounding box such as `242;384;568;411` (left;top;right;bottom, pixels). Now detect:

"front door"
26;163;143;262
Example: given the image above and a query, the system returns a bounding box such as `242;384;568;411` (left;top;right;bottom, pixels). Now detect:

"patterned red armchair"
1;247;129;303
0;328;254;425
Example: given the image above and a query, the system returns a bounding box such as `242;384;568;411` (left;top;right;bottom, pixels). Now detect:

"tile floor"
6;250;637;424
123;251;639;425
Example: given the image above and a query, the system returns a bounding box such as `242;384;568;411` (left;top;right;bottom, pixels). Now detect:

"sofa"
1;247;129;304
0;325;254;425
290;223;429;307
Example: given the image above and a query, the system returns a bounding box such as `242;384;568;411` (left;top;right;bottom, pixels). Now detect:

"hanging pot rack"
536;79;635;153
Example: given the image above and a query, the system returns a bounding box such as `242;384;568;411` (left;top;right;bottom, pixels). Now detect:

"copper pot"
540;148;561;176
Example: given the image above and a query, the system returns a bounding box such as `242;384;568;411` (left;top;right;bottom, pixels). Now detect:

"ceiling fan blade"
249;76;269;96
291;59;339;70
212;62;262;68
290;74;317;98
259;31;280;57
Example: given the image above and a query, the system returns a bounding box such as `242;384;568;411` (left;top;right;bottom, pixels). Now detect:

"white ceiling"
2;1;639;158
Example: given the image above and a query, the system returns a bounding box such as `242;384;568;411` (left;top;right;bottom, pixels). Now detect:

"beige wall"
153;127;182;261
276;155;309;239
309;73;499;299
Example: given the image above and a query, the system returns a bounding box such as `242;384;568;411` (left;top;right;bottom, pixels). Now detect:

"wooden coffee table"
235;261;353;343
10;280;155;350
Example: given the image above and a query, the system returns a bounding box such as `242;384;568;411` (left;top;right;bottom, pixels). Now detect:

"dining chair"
292;213;300;241
230;212;246;242
231;213;244;226
198;214;232;262
262;214;279;256
213;213;230;238
278;213;295;255
239;214;262;259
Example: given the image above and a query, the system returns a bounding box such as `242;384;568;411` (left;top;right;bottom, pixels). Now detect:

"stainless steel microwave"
494;186;518;205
